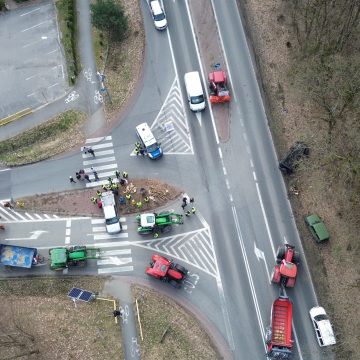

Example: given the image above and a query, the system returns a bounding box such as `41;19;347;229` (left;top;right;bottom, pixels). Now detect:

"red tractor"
271;244;300;288
145;254;188;288
208;69;231;104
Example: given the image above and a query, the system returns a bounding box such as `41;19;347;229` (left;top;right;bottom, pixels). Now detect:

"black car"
279;142;310;174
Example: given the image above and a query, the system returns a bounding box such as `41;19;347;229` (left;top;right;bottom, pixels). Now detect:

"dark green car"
305;214;330;243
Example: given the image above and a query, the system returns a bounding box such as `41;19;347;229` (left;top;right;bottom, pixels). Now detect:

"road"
0;0;335;359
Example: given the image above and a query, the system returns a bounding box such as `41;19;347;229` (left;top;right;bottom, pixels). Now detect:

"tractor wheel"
169;280;181;289
175;264;188;275
158;211;170;216
276;246;285;260
271;266;281;284
161;225;172;233
293;251;300;264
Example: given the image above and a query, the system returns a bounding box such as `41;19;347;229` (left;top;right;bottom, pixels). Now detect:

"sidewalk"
103;277;141;360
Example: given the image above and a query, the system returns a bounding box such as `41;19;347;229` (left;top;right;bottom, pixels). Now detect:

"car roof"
310;307;336;346
150;0;162;15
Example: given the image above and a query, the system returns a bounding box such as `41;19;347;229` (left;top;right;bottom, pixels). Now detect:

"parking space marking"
20;7;41;16
21;20;53;32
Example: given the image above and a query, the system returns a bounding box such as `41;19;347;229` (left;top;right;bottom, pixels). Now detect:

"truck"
101;191;122;234
49;246;100;271
265;293;294;359
0;244;40;269
136;211;183;236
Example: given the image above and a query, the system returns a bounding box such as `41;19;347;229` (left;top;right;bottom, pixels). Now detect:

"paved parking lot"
0;1;68;120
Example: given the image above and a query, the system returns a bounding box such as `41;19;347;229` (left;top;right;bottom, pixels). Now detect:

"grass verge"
0;277;123;360
132;285;221;360
0;110;86;166
56;0;79;85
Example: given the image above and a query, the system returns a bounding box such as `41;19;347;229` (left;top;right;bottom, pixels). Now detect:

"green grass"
0;110;86;166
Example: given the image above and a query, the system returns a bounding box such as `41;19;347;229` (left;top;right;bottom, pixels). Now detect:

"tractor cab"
208;69;231;103
140;213;156;228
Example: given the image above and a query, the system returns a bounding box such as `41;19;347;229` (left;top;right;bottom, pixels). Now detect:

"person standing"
75;172;81;181
191;207;196;214
185;210;191;217
115;170;120;179
69;176;76;184
84;174;91;182
122;171;128;179
91;197;97;204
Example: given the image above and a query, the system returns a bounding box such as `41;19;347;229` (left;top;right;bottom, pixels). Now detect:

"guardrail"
0;108;32;126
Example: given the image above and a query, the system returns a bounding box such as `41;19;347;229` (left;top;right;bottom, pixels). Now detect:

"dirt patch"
188;0;230;142
0;277;122;360
236;0;360;358
18;178;182;217
132;285;222;360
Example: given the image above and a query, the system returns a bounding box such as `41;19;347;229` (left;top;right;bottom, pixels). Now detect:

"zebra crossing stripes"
150;78;194;155
0;206;60;222
97;248;133;274
90;218;129;241
82;136;120;188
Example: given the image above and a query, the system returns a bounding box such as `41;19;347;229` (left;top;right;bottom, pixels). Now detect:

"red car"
146;254;188;288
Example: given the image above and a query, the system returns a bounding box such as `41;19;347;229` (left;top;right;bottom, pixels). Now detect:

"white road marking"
86;136;112;143
83;156;116;166
101;249;131;256
98;266;133;274
97;257;132;266
20;7;41;16
93;233;129;240
21;20;53;32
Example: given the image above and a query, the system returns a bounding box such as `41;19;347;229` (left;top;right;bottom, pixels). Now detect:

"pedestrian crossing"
81;136;120;188
0;205;60;222
90;217;133;274
149;77;194;155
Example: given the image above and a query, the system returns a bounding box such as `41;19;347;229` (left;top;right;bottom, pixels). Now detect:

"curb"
0;108;32;126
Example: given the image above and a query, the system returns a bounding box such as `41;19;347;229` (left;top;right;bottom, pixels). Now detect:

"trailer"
0;244;39;268
266;293;294;359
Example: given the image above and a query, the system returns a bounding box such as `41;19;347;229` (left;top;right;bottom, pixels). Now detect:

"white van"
136;122;162;159
184;71;206;112
150;0;167;30
101;191;122;234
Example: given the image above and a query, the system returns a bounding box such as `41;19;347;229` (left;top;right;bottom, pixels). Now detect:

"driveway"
0;1;68;120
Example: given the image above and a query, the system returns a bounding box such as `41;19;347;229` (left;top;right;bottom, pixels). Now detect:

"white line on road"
101;249;131;256
97;257;132;266
20;7;41;16
232;206;267;352
48;83;59;89
21;20;53;32
83;156;116;166
86;136;112;143
98;266;133;274
93;233;128;240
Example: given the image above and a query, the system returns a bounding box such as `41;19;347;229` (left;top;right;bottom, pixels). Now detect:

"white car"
309;307;336;347
150;0;167;30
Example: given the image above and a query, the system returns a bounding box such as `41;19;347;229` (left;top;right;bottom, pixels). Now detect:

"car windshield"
154;13;165;21
190;95;204;104
106;217;119;225
146;143;159;153
314;314;328;321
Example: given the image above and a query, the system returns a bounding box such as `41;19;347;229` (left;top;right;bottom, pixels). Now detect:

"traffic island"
17;178;182;217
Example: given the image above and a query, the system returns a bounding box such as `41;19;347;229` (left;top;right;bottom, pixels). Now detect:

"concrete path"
103;277;141;360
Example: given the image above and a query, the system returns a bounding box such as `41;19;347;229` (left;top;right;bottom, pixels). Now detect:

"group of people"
181;196;196;216
69;169;90;183
134;142;146;156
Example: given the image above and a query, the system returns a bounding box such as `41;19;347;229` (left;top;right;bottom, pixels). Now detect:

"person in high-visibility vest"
136;201;142;208
131;199;136;206
134;148;140;156
191;207;196;214
153;232;159;239
122;171;128;179
96;190;102;198
185;210;191;217
135;141;141;149
91;197;97;204
144;196;149;203
125;194;131;200
102;184;107;191
111;183;118;190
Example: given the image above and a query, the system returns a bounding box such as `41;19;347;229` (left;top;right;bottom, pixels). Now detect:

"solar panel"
68;287;95;302
79;291;94;302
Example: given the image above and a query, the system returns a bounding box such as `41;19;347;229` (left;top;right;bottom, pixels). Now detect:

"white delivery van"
150;0;167;30
184;71;206;112
101;191;122;234
136;122;163;159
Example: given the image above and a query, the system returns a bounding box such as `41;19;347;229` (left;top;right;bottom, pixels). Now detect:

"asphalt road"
0;0;336;359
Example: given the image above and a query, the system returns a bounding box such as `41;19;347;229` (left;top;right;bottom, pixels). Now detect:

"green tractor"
136;212;183;236
49;246;100;271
